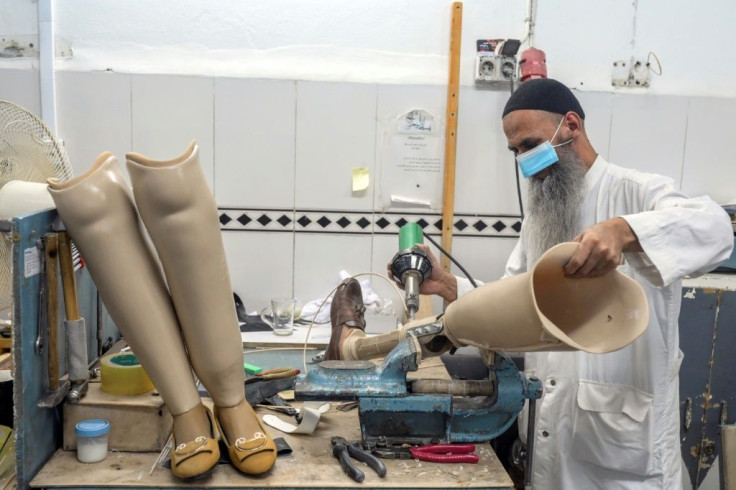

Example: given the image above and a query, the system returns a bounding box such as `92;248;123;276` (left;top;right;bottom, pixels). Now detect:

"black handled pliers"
331;436;387;482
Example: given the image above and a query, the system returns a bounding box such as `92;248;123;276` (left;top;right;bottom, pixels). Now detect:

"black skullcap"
502;78;585;119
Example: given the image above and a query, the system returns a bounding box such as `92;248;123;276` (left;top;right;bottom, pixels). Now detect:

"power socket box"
475;54;517;84
612;58;651;88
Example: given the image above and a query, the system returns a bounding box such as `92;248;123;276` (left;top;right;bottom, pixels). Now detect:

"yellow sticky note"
352;167;370;192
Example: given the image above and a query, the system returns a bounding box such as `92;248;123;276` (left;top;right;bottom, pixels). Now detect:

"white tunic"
456;156;733;489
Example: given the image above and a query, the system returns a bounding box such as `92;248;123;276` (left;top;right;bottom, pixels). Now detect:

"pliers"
409;443;479;464
331;436;387;482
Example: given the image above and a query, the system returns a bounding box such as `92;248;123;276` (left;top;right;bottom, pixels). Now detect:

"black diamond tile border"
219;209;295;232
219;208;522;237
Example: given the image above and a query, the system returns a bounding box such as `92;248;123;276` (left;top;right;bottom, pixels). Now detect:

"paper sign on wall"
378;109;444;210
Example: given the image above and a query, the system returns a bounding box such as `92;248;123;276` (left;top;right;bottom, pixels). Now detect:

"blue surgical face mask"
515;118;573;178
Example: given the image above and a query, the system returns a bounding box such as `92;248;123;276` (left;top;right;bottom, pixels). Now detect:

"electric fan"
0;100;74;311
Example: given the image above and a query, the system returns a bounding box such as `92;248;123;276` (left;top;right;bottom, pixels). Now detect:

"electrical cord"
301;272;408;373
647;51;663;76
509;78;525;221
422;232;478;288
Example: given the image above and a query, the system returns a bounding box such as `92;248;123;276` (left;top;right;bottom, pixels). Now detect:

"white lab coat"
456;156;733;489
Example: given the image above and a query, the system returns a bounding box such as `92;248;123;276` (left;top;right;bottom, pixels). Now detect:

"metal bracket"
406;321;443;338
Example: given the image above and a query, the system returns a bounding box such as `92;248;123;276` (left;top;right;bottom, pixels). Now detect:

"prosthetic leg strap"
262;403;331;434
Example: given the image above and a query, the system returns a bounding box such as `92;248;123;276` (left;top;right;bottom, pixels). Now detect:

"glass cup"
261;298;297;336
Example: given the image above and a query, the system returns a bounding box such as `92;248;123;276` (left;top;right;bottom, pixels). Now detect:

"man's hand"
386;244;458;302
564;217;642;278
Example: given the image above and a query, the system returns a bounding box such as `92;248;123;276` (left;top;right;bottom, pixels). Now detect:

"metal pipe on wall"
38;0;57;132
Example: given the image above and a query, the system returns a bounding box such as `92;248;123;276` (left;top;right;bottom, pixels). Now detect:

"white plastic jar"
75;419;110;463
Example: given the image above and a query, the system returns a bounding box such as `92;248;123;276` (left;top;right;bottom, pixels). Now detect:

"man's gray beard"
524;146;587;266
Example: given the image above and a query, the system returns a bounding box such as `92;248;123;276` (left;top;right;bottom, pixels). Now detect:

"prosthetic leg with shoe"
48;142;276;481
297;242;649;451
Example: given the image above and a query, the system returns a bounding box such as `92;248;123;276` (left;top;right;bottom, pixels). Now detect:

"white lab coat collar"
584;154;607;193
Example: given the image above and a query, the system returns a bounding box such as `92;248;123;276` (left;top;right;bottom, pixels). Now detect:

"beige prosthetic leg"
335;242;649;360
126;142;276;475
48;155;219;481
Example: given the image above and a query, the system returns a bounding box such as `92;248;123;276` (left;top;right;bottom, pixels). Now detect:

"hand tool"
257;367;300;380
37;233;71;407
390;223;432;320
331;436;387;483
58;231;89;403
34;238;46;355
410;443;479;464
370;442;478;463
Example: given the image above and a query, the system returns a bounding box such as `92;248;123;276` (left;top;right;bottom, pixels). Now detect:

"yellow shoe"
170;406;220;481
215;401;277;475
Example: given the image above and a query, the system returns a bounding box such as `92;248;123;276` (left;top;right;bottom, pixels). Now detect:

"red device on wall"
519;48;547;82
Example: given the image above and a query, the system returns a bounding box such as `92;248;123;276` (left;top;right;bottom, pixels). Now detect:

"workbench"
30;355;514;489
31;400;513;489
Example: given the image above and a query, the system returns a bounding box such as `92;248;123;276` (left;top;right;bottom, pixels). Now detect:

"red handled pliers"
409;443;479;464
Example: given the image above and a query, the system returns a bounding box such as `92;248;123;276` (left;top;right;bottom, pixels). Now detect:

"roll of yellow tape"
100;353;154;395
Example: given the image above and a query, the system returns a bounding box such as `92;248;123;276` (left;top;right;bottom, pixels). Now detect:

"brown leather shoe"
326;278;366;360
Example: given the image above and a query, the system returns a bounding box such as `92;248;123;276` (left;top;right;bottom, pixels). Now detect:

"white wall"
2;0;736;96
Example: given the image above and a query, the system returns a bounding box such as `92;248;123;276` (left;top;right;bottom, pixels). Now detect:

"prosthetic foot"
47;155;219;480
331;243;649;361
325;277;452;361
326;278;366;360
126;142;276;474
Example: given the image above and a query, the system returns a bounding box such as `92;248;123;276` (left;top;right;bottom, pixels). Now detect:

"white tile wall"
574;90;614;160
376;85;446;122
293;233;372;306
370;234;406;318
455;87;519;215
375;84;446;213
8;69;735;306
222;230;294;313
131;75;215;189
214;78;296;208
0;68;40;117
295;81;377;212
609;94;689;186
681;96;736;204
56;71;132;176
449;236;518;283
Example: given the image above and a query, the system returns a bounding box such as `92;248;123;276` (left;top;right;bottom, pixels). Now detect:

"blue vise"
296;336;542;447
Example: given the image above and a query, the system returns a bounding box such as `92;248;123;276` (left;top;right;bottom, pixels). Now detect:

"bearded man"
387;78;732;488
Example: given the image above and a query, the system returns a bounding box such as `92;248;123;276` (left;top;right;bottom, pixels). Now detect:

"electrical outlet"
630;60;650;87
611;58;650;88
475;54;517;84
611;60;630;87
